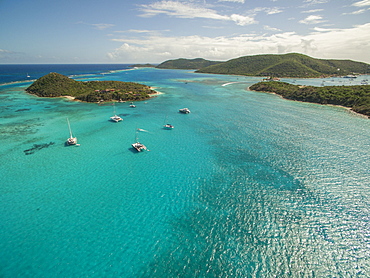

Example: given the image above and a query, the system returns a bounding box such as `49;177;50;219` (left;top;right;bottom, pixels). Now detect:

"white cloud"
202;25;225;29
139;1;228;20
342;9;367;15
299;15;326;24
139;1;256;26
252;7;283;15
0;49;14;54
0;49;22;62
304;0;329;4
125;29;152;33
301;9;323;13
352;0;370;7
230;14;256;26
218;0;245;3
114;29;165;34
107;23;370;64
312;27;335;32
263;25;282;31
77;21;115;30
91;23;115;30
267;8;283;14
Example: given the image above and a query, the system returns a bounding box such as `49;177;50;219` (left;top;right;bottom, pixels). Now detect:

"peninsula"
250;81;370;117
129;63;156;68
26;72;157;103
157;53;370;78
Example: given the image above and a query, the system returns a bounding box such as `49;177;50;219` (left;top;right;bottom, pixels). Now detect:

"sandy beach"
62;96;76;100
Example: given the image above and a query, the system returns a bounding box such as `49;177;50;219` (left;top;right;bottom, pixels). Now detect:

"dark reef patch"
15;108;31;112
24;142;55;155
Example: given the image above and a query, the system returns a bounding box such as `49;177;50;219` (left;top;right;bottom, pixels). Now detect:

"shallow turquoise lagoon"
1;67;369;277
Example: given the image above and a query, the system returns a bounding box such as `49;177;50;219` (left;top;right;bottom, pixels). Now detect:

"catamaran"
66;118;77;145
131;128;147;152
110;103;123;122
163;115;174;129
179;108;190;114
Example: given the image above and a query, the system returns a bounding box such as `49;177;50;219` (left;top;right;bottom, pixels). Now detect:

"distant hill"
130;63;156;68
195;53;370;78
250;81;370;117
26;72;156;103
156;58;221;69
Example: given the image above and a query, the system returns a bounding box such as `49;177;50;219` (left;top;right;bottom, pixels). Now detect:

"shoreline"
33;88;163;103
28;92;159;103
62;95;76;101
247;86;369;119
149;87;164;97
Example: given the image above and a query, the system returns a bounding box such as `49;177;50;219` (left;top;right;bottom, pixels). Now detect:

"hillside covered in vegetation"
26;72;156;103
250;81;370;117
130;63;156;68
156;58;221;69
195;53;370;78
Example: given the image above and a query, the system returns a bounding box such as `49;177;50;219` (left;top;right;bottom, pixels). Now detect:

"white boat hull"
66;137;77;145
132;142;146;152
110;115;123;122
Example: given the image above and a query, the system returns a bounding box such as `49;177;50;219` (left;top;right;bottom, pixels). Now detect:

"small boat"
179;108;190;114
132;142;147;152
66;118;77;145
110;103;122;122
110;115;123;122
26;73;30;78
163;115;174;129
130;102;136;108
163;123;174;129
131;129;147;152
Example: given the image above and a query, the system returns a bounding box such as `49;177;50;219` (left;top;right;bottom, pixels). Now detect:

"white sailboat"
110;103;123;122
66;118;78;145
163;123;174;129
179;108;190;114
163;115;174;129
131;128;147;152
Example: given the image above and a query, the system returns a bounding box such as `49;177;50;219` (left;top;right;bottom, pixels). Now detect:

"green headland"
250;81;370;117
157;53;369;78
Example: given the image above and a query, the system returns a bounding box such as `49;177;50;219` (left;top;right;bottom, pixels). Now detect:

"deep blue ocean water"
0;65;369;277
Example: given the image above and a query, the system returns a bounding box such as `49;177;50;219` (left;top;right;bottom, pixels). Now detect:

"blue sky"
0;0;369;64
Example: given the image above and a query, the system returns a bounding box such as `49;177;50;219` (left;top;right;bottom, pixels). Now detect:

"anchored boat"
66;118;77;145
179;108;190;114
110;103;123;122
131;128;147;152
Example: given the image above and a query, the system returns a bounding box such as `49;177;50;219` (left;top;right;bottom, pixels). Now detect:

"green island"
129;63;156;68
156;58;221;70
249;81;370;117
26;72;157;103
157;53;369;78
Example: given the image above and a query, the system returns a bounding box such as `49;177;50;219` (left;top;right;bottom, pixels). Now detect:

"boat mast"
134;125;141;142
67;118;73;138
113;103;116;115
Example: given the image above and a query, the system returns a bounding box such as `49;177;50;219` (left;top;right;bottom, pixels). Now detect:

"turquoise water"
1;67;370;277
